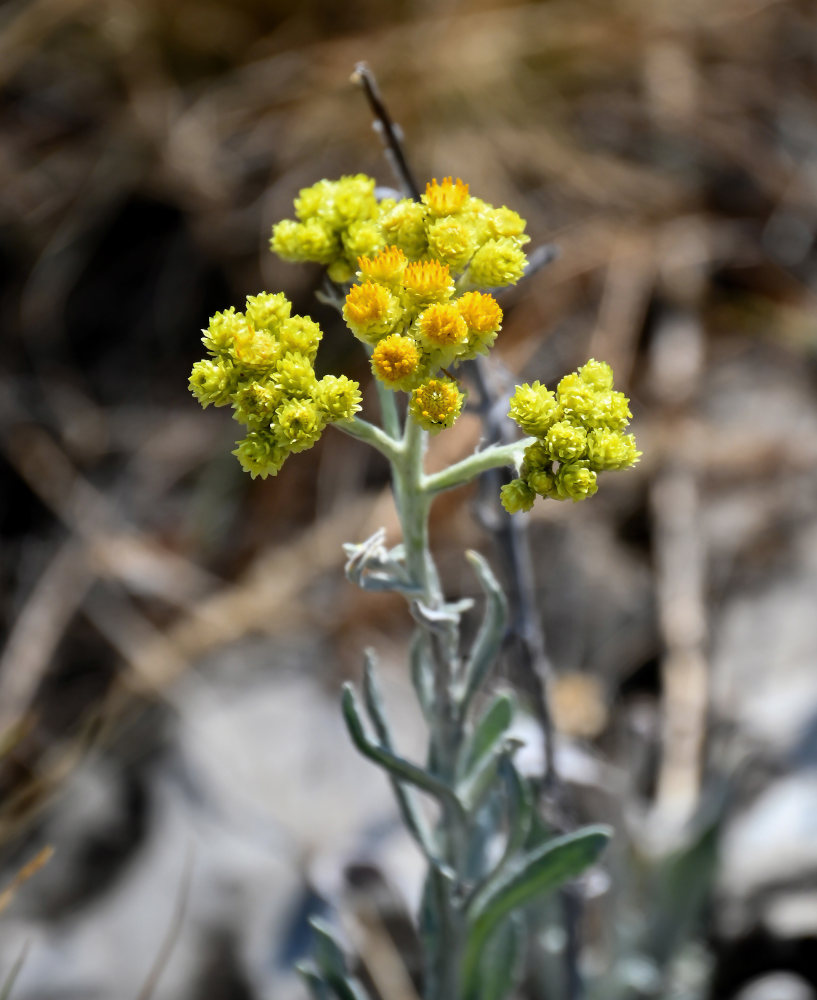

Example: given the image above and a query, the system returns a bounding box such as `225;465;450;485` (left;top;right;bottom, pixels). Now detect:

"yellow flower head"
485;206;528;241
358;246;407;288
500;478;536;514
233;325;280;369
343;281;402;343
423;177;470;216
402;260;453;307
468;237;528;288
342;220;384;266
505;359;639;512
316;375;362;421
416;303;468;349
409;377;464;434
380;199;428;258
202;307;245;356
189;358;234;408
274;397;327;453
426;217;475;272
232;379;283;427
371;334;423;390
457;291;503;352
233;431;289;479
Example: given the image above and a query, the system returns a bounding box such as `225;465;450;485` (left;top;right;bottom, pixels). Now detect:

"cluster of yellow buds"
341;247;503;432
270;175;384;284
378;177;529;287
500;359;640;511
189;292;361;478
268;175;533;436
271;175;529;290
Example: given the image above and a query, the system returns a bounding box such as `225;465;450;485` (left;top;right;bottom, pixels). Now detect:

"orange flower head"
402;260;453;304
357;245;406;287
417;304;468;348
345;282;391;324
457;291;503;334
371;334;422;388
424;177;470;215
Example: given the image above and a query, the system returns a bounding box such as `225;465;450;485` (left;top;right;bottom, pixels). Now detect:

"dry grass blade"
0;846;55;916
0;540;94;735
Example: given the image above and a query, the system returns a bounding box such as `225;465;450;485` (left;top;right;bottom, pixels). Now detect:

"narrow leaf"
306;922;374;1000
310;918;349;980
497;759;534;870
471;914;524;1000
361;653;443;867
461;551;508;709
419;864;457;1000
342;684;461;813
458;738;521;816
459;694;514;779
409;630;434;721
296;962;333;1000
463;825;612;991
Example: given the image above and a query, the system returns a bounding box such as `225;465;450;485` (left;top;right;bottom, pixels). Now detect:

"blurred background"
2;0;817;997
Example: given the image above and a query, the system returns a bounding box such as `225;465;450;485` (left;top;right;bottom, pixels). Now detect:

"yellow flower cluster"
270;175;530;290
270;175;383;284
341;247;503;432
501;359;640;511
267;175;534;435
381;177;530;287
189;292;361;478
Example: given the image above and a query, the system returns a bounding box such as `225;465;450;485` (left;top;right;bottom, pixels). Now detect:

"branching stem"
423;438;535;495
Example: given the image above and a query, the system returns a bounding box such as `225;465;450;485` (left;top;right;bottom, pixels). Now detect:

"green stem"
392;414;470;1000
373;377;402;440
423;437;536;494
342;404;519;999
334;416;404;464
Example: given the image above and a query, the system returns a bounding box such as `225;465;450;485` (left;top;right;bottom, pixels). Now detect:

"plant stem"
391;415;471;1000
335;416;404;464
374;378;402;441
423;437;535;495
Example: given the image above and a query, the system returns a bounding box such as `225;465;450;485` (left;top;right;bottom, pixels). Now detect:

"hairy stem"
423;438;535;495
335;416;404;464
391;415;470;1000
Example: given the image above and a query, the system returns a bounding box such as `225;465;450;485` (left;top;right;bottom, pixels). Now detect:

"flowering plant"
190;139;639;998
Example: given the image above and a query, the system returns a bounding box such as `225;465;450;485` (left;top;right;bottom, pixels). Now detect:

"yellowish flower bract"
380;200;429;258
505;359;640;507
315;375;362;422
